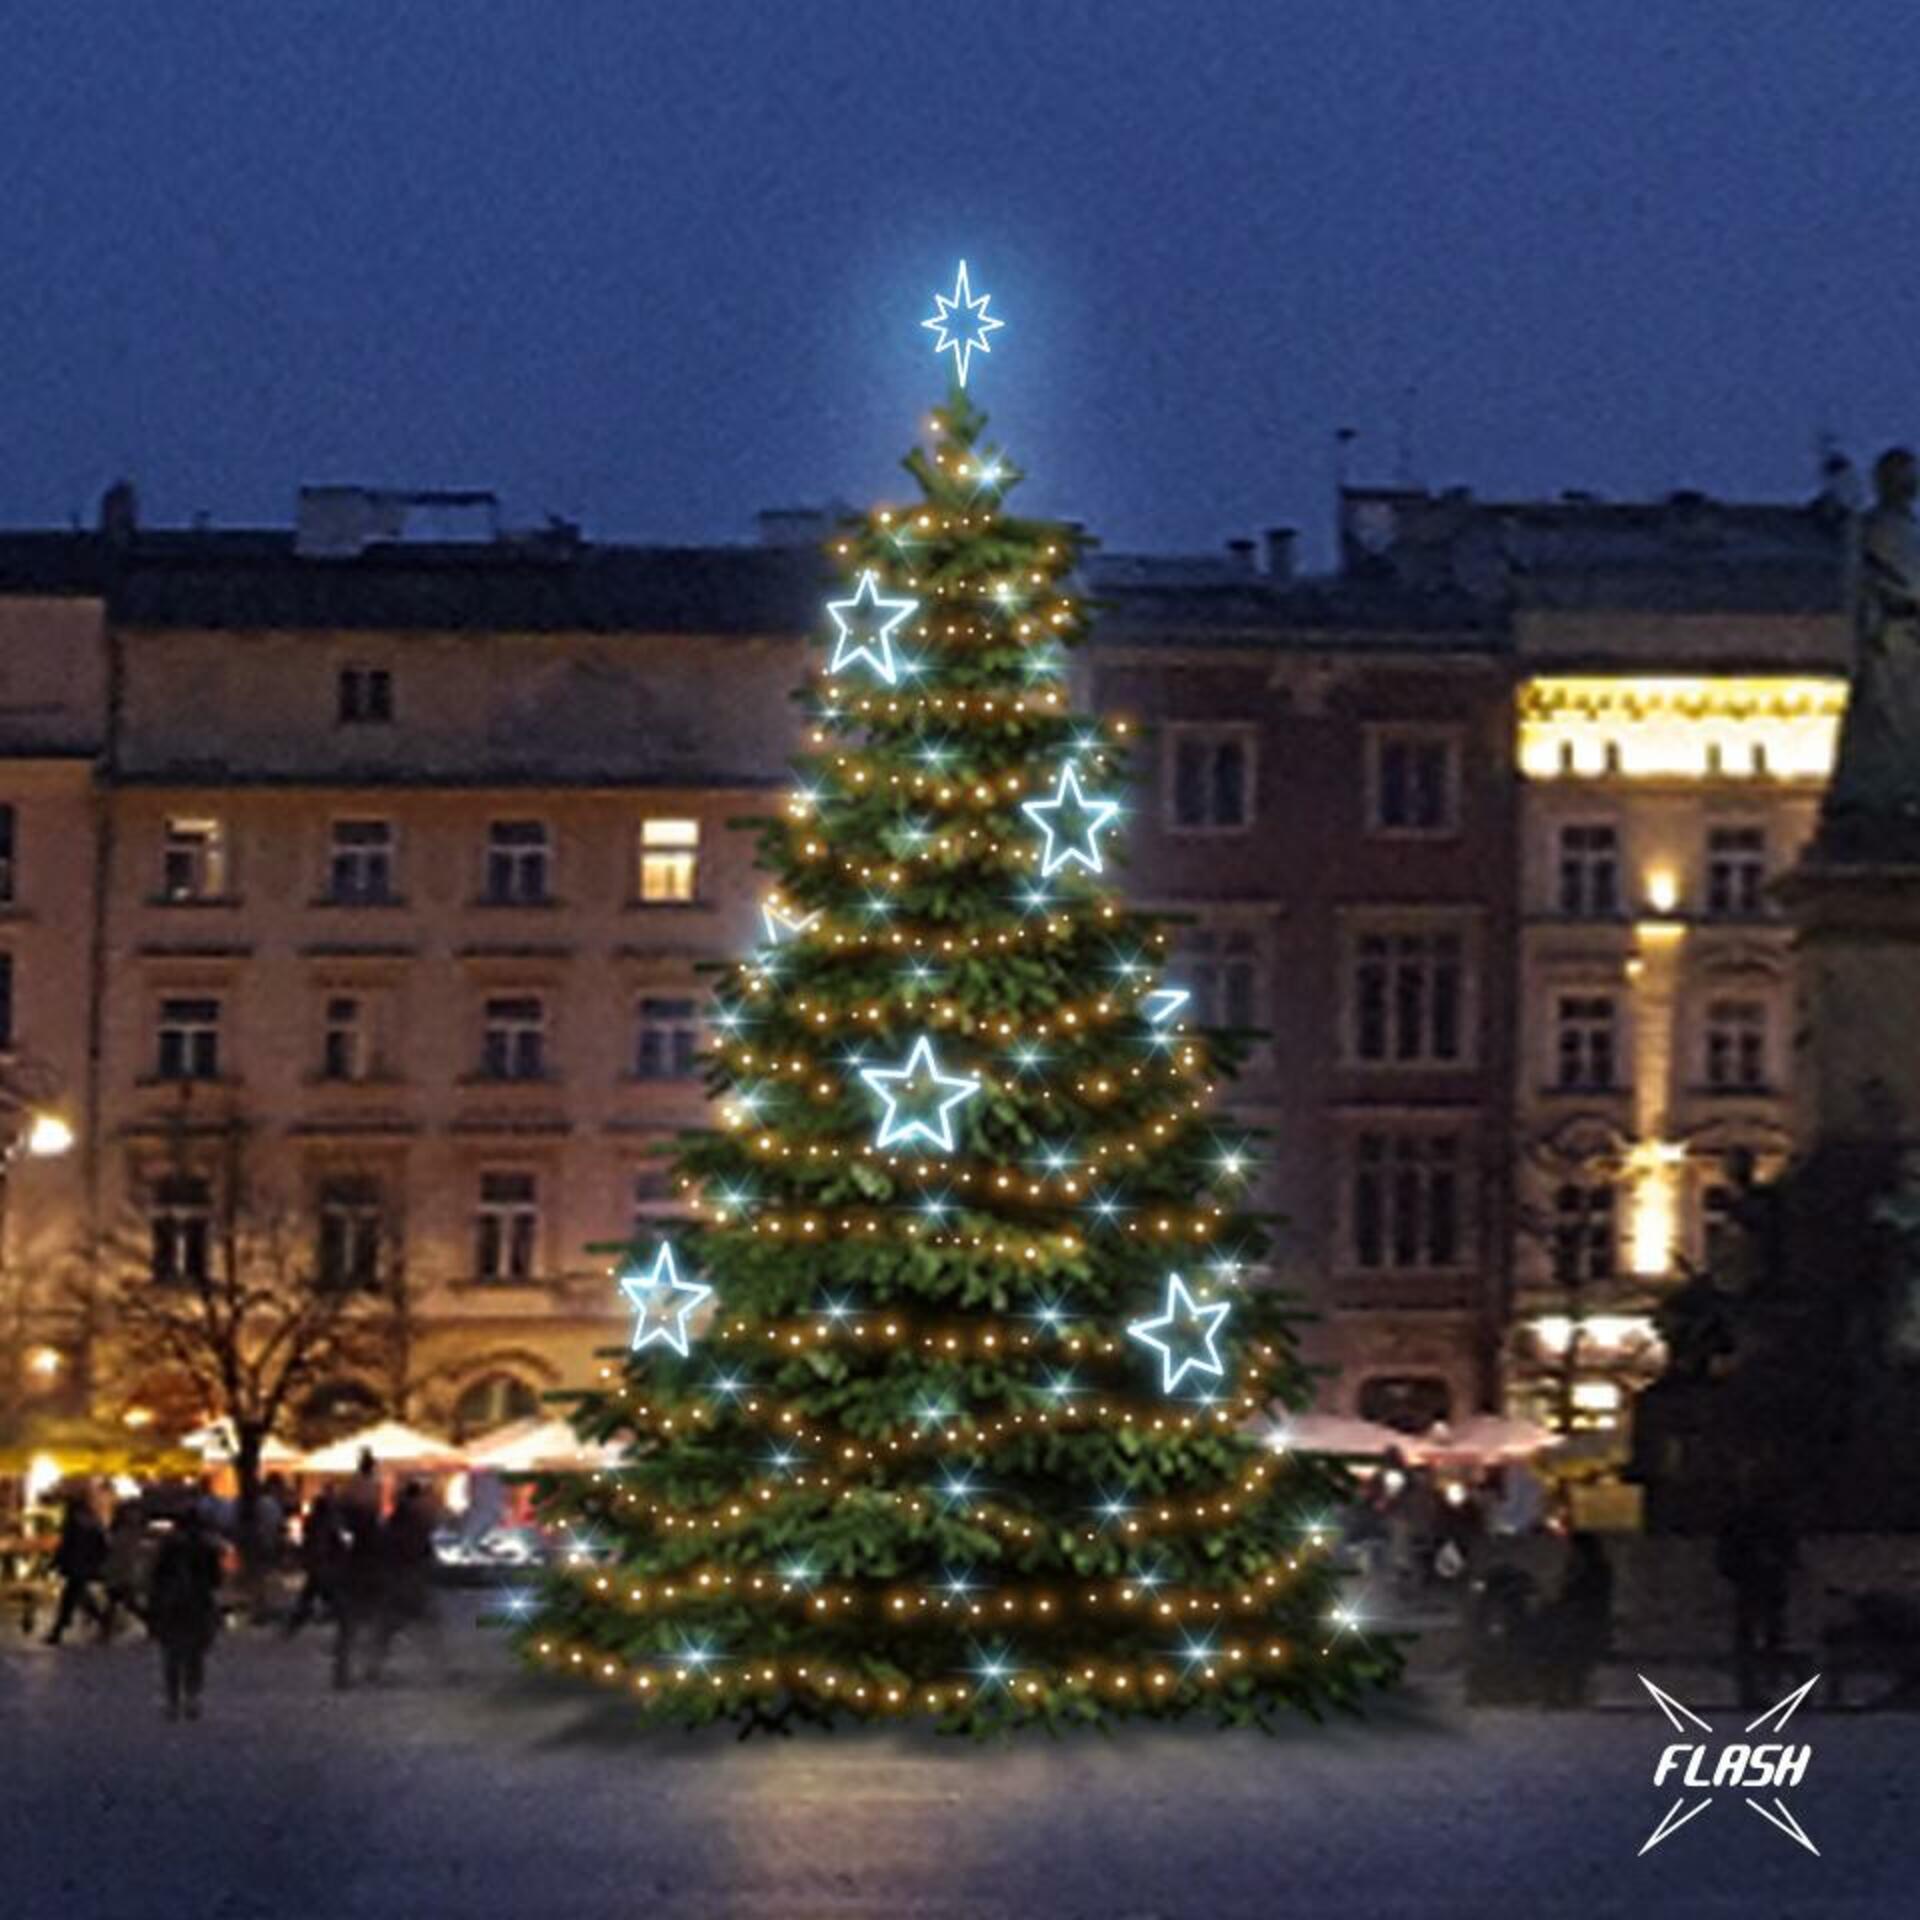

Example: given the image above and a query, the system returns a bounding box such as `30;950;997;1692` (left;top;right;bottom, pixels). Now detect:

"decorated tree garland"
518;264;1399;1731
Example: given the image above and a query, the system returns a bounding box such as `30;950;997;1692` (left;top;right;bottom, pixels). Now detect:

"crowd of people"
30;1448;454;1720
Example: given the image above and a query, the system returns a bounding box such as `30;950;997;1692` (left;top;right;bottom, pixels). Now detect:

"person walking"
367;1480;446;1682
1716;1495;1799;1708
284;1490;346;1637
147;1509;223;1722
43;1490;108;1644
98;1498;149;1642
331;1457;386;1691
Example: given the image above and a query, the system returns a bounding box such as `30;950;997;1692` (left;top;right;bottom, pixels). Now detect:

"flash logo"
1637;1675;1821;1857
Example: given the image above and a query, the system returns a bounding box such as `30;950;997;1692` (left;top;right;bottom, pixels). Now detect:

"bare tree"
90;1115;388;1571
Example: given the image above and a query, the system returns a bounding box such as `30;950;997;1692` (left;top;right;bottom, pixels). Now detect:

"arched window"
297;1377;382;1446
452;1372;540;1440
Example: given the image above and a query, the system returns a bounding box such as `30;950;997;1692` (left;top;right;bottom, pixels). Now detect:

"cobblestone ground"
1;1602;1912;1920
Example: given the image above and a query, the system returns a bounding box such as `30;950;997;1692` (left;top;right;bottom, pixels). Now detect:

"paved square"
2;1613;1912;1919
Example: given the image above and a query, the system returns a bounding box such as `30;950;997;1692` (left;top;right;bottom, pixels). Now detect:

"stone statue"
1824;446;1920;858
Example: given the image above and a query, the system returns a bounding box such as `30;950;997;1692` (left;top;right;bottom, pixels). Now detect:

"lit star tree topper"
860;1035;982;1153
1127;1273;1233;1394
1022;762;1121;876
826;570;919;685
618;1243;713;1357
921;259;1003;387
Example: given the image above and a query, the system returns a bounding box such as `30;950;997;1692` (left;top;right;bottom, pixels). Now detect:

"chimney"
98;478;139;546
1225;537;1257;575
1264;526;1297;581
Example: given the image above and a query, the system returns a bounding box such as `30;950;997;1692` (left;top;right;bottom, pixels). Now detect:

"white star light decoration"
1021;764;1121;877
826;571;919;686
1127;1274;1232;1395
1143;987;1190;1026
861;1036;982;1154
921;260;1003;387
618;1243;713;1357
761;901;821;944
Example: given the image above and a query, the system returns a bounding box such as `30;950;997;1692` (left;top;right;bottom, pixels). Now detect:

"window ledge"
147;895;243;910
624;899;711;913
309;896;410;911
458;1073;562;1089
136;1074;239;1090
470;897;561;911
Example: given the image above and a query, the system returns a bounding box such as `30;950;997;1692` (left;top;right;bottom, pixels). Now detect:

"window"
161;817;227;902
481;996;547;1081
630;1162;691;1239
316;1177;384;1291
1706;825;1768;918
1181;928;1262;1030
337;665;393;725
1556;822;1619;918
452;1372;539;1440
1369;730;1458;833
1351;930;1463;1064
328;820;395;903
0;952;11;1050
485;820;550;904
475;1171;539;1282
1168;731;1252;831
1554;994;1618;1090
639;818;700;904
1705;998;1768;1091
321;995;367;1082
150;1175;211;1286
156;997;221;1081
0;803;15;903
635;996;701;1079
1350;1133;1461;1270
1551;1181;1616;1288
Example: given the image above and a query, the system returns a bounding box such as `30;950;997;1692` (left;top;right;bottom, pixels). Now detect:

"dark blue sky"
4;2;1916;557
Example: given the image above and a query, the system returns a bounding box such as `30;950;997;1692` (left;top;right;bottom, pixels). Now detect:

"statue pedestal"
1782;857;1920;1151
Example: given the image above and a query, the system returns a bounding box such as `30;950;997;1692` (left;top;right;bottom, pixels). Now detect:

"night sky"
4;2;1917;558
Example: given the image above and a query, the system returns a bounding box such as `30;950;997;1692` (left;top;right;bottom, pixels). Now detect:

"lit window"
161;818;227;902
639;818;700;904
475;1171;539;1283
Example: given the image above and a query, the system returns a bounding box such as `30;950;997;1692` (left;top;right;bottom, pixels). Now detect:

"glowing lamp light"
25;1113;74;1158
1127;1273;1232;1395
1021;764;1121;877
1644;867;1680;915
921;259;1003;387
825;571;919;686
617;1243;713;1357
860;1036;982;1154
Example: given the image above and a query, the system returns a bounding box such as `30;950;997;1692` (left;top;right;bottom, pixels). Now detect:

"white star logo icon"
1638;1674;1821;1857
921;260;1004;388
618;1243;713;1357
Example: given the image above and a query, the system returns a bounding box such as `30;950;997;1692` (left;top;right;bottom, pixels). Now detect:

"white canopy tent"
181;1419;303;1468
467;1417;621;1472
299;1420;466;1476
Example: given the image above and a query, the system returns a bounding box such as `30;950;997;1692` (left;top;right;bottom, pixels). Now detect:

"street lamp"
24;1113;74;1160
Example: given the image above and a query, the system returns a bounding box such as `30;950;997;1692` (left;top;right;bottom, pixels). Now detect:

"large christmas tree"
520;267;1398;1730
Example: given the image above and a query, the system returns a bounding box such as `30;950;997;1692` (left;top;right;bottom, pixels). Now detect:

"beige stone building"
5;497;816;1445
